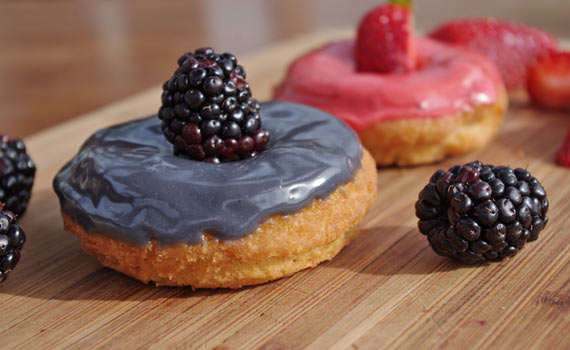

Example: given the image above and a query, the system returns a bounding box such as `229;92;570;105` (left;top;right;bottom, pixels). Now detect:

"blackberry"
416;161;548;264
0;135;36;216
158;48;270;162
0;205;26;282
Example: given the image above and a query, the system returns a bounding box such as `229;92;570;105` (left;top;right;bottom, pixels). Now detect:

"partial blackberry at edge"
0;135;36;217
0;205;26;283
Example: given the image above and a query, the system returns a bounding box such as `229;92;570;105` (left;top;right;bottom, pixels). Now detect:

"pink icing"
274;37;504;132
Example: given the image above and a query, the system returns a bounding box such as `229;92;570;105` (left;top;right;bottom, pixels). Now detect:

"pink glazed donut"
275;37;508;166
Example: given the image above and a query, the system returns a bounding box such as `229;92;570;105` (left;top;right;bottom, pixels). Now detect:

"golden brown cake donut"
53;101;377;288
61;150;376;288
358;90;507;166
275;38;508;166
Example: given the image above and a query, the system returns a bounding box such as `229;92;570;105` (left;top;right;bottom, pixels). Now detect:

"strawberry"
355;1;415;74
527;51;570;110
430;18;557;89
556;125;570;167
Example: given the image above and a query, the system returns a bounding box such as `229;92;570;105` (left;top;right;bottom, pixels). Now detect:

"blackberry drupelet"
415;161;549;264
0;135;36;217
158;47;270;162
0;204;26;283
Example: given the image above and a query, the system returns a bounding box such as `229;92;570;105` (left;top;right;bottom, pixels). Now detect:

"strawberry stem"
389;0;413;10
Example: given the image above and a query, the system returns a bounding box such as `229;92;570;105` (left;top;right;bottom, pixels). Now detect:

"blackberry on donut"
158;47;269;163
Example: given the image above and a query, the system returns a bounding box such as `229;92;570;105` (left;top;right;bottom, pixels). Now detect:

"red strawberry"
355;3;415;74
527;51;570;110
557;125;570;167
430;18;557;89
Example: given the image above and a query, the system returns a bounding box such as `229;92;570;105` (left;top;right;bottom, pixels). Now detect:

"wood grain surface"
1;31;569;350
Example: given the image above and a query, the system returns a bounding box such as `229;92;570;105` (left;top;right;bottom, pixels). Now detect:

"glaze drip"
53;101;362;246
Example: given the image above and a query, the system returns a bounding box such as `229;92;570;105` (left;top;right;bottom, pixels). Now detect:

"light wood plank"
0;32;568;350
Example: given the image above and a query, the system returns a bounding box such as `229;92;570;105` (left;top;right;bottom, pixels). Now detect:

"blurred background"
2;0;569;137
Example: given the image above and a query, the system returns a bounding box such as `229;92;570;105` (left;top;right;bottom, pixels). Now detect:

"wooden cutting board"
2;30;569;350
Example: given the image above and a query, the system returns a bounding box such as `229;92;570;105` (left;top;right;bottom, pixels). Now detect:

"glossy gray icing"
53;101;362;246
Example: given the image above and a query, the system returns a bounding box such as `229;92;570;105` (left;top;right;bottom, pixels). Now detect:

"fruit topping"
416;161;548;264
0;135;36;217
158;48;270;162
557;125;570;167
430;18;558;89
0;204;26;283
355;1;415;74
527;51;570;110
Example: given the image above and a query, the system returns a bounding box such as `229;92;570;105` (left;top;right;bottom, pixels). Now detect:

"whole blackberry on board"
0;205;26;283
0;135;36;217
158;47;270;163
415;161;549;264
